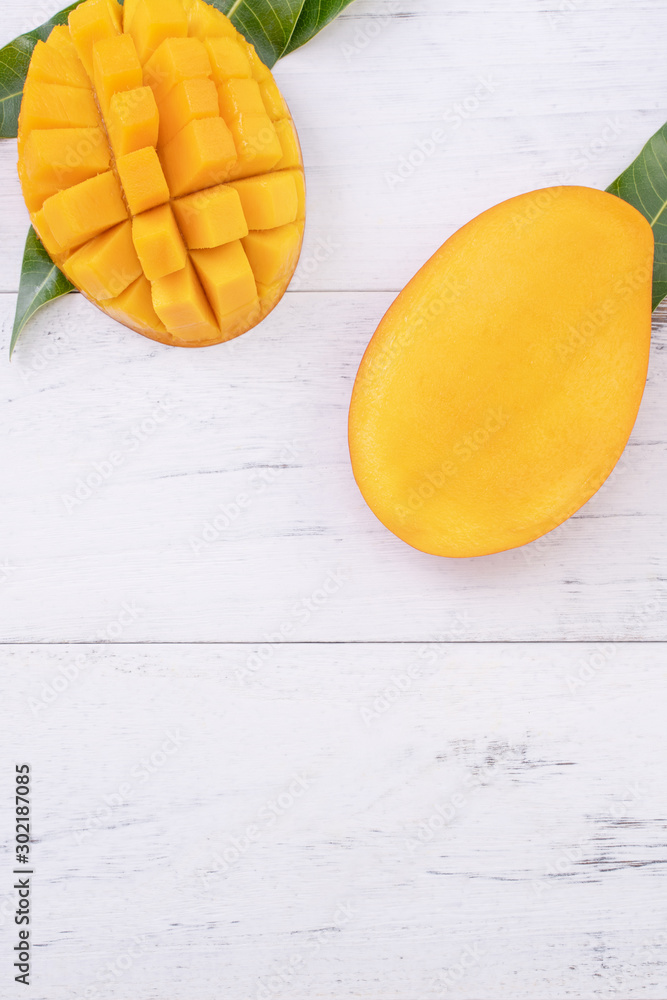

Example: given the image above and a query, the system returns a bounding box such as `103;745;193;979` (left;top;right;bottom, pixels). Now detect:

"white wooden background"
1;1;667;997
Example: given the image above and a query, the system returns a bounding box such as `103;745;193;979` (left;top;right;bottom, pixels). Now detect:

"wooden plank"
0;291;666;643
2;642;666;999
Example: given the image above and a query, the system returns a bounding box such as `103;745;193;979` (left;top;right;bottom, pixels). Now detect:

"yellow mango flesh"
131;203;187;280
107;86;159;156
172;184;248;249
19;127;111;211
92;33;143;112
191;241;259;327
63;220;142;299
20;82;102;134
116;145;170;214
42;170;128;250
29;39;91;89
157;77;219;146
349;187;654;558
17;0;305;348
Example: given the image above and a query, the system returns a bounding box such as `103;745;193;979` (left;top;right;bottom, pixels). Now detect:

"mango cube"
116;146;170;214
123;0;140;31
172;184;248;249
65;221;142;299
107;87;159;157
218;78;265;119
191;242;258;328
226;114;282;179
69;0;122;77
32;208;64;259
242;223;302;286
42;170;128;251
259;77;288;121
21;127;111;211
286;168;306;219
46;25;82;57
105;274;167;334
273;118;301;170
92;34;142;112
161;117;237;197
205;37;252;81
151;259;219;339
20;82;101;132
184;0;237;40
157;77;219;146
131;204;187;280
128;0;188;62
228;172;298;230
30;39;91;89
245;41;271;82
144;37;212;103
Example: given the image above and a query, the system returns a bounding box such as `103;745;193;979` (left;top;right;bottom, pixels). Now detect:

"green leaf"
284;0;356;58
0;2;82;138
607;122;667;311
11;228;75;359
215;0;357;66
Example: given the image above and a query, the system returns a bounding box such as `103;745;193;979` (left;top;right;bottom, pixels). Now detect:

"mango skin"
349;186;654;558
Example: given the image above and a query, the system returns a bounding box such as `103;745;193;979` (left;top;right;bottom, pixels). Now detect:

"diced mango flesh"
242;224;302;286
65;221;142;299
42;171;128;251
152;258;218;338
128;0;188;62
173;184;248;249
18;0;305;348
132;203;187;280
104;274;167;335
259;78;288;121
32;208;64;259
144;37;212;103
20;81;101;133
21;127;111;211
227;114;282;179
29;39;91;89
205;37;251;80
218;78;265;118
184;0;237;41
161;116;237;196
93;33;143;111
107;86;160;156
157;77;219;146
191;242;258;328
229;173;298;229
116;146;170;214
273;118;301;169
68;0;122;77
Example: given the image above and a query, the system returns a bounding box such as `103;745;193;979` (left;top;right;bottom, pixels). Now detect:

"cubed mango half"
17;0;305;348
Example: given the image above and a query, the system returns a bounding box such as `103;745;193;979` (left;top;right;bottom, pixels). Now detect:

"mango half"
349;186;654;557
17;0;305;348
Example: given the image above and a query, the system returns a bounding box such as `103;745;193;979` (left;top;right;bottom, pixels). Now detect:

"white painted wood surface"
1;1;667;997
2;644;667;1000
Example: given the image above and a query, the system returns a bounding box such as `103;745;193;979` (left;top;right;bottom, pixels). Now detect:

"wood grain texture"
3;1;667;293
0;290;666;642
1;4;667;997
2;643;667;1000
